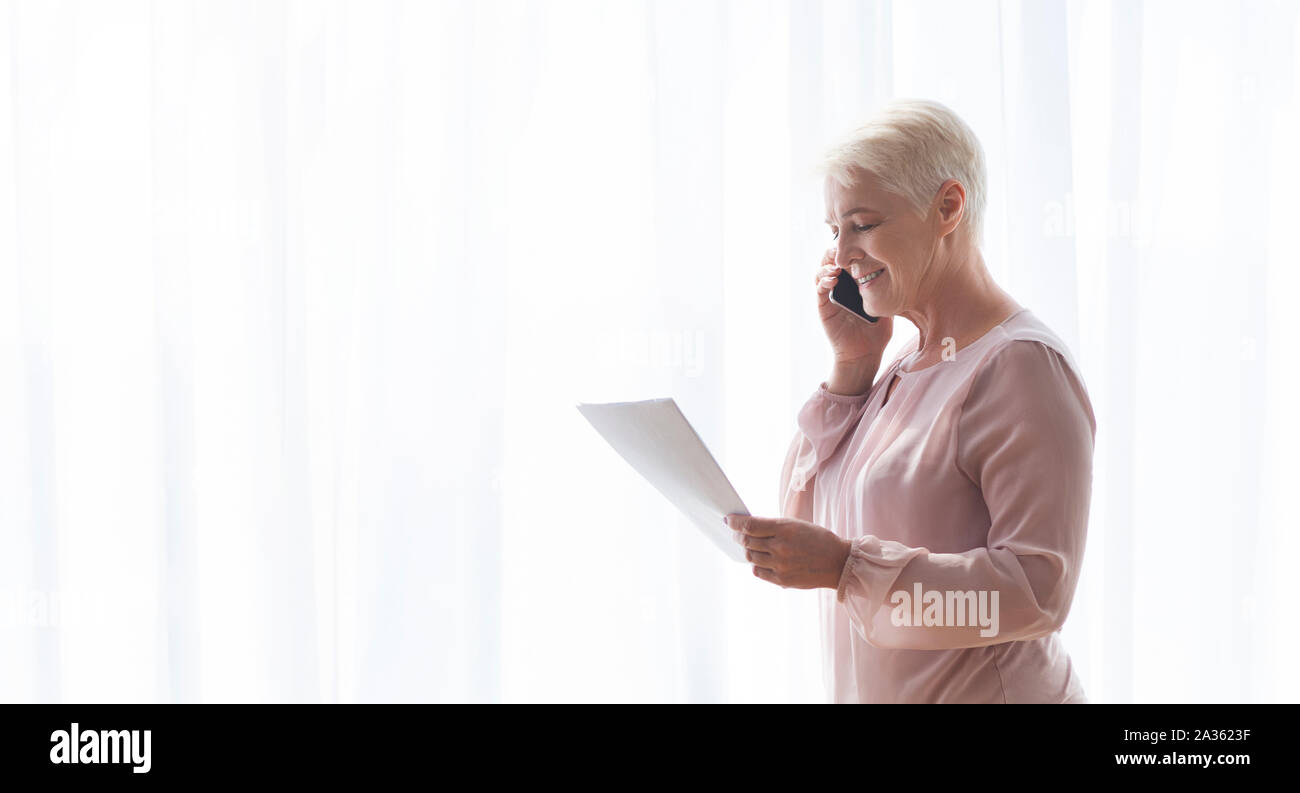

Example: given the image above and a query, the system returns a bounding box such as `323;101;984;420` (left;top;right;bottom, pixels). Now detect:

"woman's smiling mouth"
857;268;886;287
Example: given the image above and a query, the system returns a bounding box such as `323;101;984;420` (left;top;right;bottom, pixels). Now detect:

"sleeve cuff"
835;535;929;605
836;539;869;603
815;380;874;403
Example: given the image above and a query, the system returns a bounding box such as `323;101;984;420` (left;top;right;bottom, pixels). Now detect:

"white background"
1;0;1297;702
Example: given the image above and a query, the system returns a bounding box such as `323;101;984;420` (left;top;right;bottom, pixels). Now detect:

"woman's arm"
777;368;881;522
835;340;1096;650
779;431;816;523
827;355;883;397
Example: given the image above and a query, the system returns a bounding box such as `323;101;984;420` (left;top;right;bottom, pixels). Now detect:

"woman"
725;99;1093;704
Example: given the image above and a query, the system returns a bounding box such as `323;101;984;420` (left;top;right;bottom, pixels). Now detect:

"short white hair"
818;99;987;248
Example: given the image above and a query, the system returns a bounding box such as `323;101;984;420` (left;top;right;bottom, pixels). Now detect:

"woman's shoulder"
889;309;1081;371
982;309;1087;386
955;311;1097;485
968;310;1096;431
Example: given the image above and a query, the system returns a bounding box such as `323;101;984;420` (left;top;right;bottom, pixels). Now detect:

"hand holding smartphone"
815;250;892;381
828;269;879;324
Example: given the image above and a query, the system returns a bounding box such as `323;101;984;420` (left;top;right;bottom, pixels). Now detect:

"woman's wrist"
827;355;882;396
826;535;853;590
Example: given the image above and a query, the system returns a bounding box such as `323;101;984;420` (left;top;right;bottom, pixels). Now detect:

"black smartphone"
828;269;879;323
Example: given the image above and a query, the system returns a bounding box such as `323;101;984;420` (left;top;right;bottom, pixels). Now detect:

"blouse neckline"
894;307;1029;377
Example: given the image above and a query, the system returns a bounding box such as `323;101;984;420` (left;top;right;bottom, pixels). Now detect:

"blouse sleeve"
834;340;1096;650
778;382;874;522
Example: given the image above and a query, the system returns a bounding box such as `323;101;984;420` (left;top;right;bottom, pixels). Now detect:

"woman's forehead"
824;173;889;216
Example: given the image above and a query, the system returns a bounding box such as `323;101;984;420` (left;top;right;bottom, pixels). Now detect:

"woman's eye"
832;225;876;239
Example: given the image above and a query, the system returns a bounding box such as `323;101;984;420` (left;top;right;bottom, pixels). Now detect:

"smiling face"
823;167;942;318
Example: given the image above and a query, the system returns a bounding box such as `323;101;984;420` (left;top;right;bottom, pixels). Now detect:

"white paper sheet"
576;398;749;563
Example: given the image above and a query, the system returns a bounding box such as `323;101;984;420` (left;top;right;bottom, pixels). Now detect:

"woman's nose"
837;245;860;275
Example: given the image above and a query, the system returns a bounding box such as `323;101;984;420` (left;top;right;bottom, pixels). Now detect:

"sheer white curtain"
1;0;1296;703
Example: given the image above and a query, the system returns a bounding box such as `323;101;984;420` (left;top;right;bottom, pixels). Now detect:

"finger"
816;264;841;282
816;250;839;279
739;516;779;537
816;265;844;310
817;278;836;310
744;548;773;566
814;262;841;284
741;534;773;552
753;566;782;586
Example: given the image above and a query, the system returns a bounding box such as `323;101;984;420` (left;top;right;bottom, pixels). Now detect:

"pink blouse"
779;307;1093;703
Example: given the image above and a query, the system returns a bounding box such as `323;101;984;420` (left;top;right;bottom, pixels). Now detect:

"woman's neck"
899;248;1020;363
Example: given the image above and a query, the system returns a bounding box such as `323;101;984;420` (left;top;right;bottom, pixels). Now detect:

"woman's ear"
934;178;967;237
